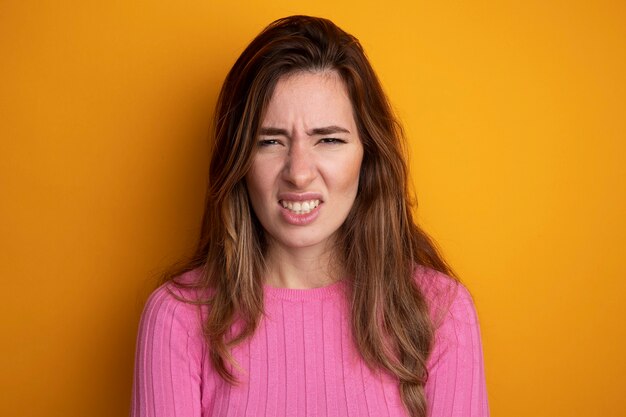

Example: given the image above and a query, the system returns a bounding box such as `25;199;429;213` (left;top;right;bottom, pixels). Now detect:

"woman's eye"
319;137;347;144
258;139;280;147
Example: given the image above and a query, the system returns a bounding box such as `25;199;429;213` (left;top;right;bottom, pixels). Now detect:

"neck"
264;241;343;289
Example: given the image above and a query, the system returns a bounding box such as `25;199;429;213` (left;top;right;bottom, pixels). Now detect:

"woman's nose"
282;143;316;188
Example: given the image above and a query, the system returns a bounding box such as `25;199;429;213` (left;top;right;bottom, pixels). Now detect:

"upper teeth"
281;199;320;214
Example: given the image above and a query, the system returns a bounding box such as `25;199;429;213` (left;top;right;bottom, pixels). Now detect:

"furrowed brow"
259;127;289;136
307;126;351;135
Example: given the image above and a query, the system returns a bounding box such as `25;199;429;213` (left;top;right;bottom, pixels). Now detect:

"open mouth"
279;199;321;215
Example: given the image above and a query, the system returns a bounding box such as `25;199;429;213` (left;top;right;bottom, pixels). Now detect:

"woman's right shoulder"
139;267;210;334
132;267;210;415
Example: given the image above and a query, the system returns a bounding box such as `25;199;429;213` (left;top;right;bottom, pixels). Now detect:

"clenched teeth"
280;199;320;214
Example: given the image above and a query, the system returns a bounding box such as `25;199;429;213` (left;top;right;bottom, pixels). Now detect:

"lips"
276;193;323;226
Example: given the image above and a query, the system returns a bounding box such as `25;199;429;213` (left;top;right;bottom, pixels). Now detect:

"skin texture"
245;70;364;289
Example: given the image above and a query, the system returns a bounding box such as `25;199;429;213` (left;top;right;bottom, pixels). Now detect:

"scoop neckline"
263;279;346;301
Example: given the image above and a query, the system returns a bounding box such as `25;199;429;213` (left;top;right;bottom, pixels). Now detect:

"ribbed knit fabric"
131;266;489;416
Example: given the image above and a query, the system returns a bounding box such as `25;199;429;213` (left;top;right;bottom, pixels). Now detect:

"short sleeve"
424;282;490;417
130;283;205;417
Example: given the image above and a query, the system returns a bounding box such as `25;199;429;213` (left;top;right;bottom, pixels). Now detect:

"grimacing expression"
245;70;364;253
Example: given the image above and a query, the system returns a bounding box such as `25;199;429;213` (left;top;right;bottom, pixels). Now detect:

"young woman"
131;15;489;417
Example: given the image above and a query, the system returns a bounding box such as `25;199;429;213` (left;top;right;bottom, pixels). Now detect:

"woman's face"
245;70;364;253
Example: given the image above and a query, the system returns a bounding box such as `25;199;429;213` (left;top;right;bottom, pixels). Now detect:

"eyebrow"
258;125;351;136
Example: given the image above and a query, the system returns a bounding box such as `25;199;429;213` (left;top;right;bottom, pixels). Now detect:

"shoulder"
138;267;208;338
131;268;210;416
413;265;478;330
414;265;484;367
416;267;490;415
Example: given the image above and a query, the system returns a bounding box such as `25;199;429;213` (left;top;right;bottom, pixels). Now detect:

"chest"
200;298;409;417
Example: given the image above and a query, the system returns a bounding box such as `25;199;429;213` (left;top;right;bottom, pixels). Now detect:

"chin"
276;234;330;250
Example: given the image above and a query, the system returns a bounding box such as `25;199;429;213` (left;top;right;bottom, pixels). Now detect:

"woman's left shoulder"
416;266;490;415
413;265;478;330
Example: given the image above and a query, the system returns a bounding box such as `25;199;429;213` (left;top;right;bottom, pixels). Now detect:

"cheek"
340;152;364;191
245;161;275;209
245;178;263;206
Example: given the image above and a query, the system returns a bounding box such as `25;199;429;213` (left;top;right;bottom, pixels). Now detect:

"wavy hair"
168;15;457;417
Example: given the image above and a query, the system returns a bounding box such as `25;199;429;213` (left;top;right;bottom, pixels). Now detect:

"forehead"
262;70;356;128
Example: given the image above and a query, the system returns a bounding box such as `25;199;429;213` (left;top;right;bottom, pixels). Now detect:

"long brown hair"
168;15;457;417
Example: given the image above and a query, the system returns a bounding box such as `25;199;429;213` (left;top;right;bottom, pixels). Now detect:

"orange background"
1;1;625;416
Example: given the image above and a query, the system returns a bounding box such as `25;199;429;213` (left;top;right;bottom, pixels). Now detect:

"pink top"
131;266;489;416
